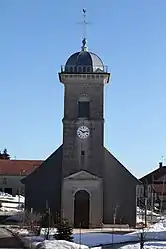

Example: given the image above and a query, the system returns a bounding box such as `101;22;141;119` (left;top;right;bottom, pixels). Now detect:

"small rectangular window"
81;151;85;156
78;101;90;118
3;178;7;184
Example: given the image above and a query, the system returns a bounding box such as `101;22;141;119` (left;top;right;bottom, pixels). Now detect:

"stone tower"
59;39;110;227
59;39;110;178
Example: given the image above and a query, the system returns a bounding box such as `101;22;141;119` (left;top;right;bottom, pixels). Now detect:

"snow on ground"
12;228;32;235
91;220;166;249
136;207;161;224
35;240;89;249
116;241;166;249
40;228;57;236
0;192;24;203
74;232;139;247
137;207;160;216
1;202;20;208
0;207;21;212
12;229;89;249
73;220;166;247
0;192;24;213
10;218;166;249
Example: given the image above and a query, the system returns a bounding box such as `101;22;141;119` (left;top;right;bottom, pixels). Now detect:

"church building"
22;37;140;228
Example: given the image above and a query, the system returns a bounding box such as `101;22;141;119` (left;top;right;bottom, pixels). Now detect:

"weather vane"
77;9;91;40
77;9;91;51
82;9;88;39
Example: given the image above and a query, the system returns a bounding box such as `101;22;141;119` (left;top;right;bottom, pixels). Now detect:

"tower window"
78;101;90;118
81;151;85;156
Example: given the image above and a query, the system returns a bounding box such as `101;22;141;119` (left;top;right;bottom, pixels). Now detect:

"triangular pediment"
64;170;100;180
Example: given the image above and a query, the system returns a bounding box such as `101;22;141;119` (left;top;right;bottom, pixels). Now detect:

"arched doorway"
74;190;90;228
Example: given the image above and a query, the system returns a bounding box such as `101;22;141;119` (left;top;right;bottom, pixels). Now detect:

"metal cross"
77;9;91;39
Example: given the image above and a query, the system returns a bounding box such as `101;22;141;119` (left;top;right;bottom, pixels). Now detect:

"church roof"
0;159;43;176
66;51;104;69
64;39;105;73
140;165;166;183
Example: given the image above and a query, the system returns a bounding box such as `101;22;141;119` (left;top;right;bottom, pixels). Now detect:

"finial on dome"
81;38;88;51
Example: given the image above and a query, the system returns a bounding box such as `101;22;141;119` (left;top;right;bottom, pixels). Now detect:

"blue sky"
0;0;166;178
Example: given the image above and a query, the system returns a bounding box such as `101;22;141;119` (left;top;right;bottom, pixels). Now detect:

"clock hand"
81;128;88;132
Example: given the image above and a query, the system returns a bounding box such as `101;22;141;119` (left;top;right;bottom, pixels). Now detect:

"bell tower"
59;38;110;178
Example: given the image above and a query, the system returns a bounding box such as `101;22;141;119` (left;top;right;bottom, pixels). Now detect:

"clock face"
77;126;90;139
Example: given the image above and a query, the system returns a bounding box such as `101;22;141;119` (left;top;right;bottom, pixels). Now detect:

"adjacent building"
0;159;42;196
140;162;166;212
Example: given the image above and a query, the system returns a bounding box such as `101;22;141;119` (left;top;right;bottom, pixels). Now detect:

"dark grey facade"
22;39;140;227
22;146;62;214
103;149;139;225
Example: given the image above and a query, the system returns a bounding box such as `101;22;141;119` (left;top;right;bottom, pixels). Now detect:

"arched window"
70;66;73;73
74;66;77;73
87;66;91;73
83;66;86;73
78;66;82;73
78;94;90;118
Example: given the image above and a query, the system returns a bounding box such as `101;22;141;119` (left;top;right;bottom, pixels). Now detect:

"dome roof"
64;39;105;73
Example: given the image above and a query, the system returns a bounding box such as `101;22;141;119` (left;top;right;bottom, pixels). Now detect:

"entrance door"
74;190;90;228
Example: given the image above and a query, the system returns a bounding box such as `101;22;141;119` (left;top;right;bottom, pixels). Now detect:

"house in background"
140;162;166;212
0;159;42;196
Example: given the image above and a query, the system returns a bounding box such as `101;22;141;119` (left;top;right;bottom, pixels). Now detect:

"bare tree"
113;204;119;224
136;224;147;249
15;211;41;235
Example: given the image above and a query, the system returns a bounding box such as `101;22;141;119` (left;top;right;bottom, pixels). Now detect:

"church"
22;37;140;228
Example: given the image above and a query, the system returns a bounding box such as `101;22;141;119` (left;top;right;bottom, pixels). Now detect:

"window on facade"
81;150;85;168
78;101;90;118
78;66;82;73
74;66;77;73
3;178;7;184
87;66;91;73
70;66;73;72
81;151;85;156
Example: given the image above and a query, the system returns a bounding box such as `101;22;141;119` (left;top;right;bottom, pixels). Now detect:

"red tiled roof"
0;159;43;175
